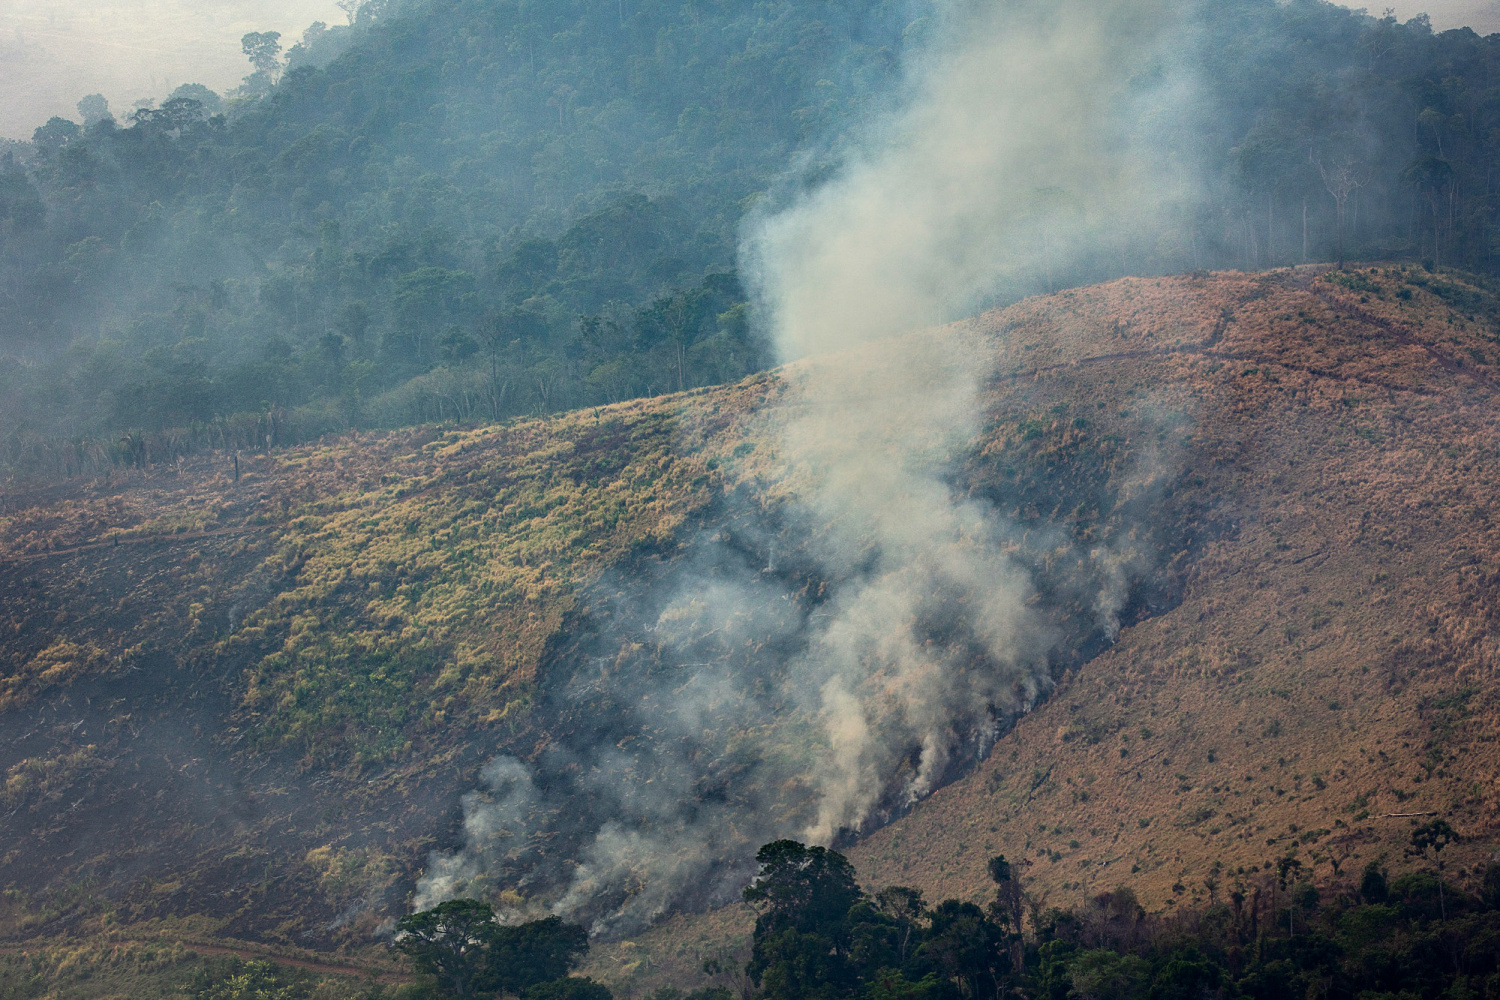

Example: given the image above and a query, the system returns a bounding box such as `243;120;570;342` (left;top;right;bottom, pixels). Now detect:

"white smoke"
415;0;1200;933
743;0;1196;843
412;756;538;912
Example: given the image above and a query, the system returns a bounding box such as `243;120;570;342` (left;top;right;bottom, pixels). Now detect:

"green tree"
168;84;223;115
241;31;285;94
873;886;927;966
986;854;1028;979
743;840;863;943
31;118;81;157
916;901;1004;1000
394;898;499;997
487;916;590;995
1359;860;1388;904
1401;157;1454;268
1066;949;1150;1000
242;31;284;75
743;840;864;998
197;961;298;1000
521;978;612;1000
76;94;111;128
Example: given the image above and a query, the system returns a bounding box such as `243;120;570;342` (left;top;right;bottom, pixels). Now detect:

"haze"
3;0;1498;141
0;0;343;139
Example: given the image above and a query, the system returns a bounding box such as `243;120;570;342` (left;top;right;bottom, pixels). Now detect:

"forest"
6;0;1500;479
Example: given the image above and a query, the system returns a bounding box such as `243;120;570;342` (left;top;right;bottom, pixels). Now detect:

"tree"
393;267;475;366
133;98;208;137
198;961;297;1000
522;979;613;1000
1065;949;1150;1000
986;855;1028;981
32;118;81;157
336;301;372;350
394;898;498;997
636;291;704;392
1409;819;1459;920
241;31;285;93
873;887;927;965
916;901;1004;1000
487;916;590;995
396;902;587;998
1401;157;1453;268
743;840;863;943
1359;860;1388;904
745;927;854;1000
336;0;362;25
743;840;864;996
168;84;223;115
1276;855;1304;937
242;31;284;75
76;94;111;128
1313;153;1364;271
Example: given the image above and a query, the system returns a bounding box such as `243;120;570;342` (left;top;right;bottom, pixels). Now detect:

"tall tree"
394;899;498;998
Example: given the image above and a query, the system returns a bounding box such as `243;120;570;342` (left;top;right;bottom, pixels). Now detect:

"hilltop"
4;266;1500;995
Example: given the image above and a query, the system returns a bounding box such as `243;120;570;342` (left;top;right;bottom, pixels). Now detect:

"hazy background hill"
13;1;1500;479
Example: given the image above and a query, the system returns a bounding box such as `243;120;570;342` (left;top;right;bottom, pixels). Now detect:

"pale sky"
1378;0;1500;31
1;1;344;139
2;1;1499;140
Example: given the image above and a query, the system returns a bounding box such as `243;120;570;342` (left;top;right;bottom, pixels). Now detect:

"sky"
1383;0;1500;31
0;0;345;139
2;0;1499;140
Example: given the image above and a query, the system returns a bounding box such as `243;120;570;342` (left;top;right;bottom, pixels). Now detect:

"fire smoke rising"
415;0;1199;933
745;0;1196;851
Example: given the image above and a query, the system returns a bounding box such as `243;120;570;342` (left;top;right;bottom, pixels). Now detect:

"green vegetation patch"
225;395;755;762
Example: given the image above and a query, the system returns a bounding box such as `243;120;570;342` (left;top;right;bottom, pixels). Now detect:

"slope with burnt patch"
4;267;1500;986
583;265;1500;992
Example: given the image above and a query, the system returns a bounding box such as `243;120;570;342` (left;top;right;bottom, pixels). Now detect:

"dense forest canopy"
3;0;1500;477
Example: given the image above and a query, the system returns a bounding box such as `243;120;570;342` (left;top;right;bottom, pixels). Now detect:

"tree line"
354;822;1497;1000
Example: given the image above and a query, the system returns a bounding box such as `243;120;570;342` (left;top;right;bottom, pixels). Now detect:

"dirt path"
0;523;277;566
0;937;410;983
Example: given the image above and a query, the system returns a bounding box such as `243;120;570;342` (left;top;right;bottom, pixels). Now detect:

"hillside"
5;265;1500;995
583;264;1500;991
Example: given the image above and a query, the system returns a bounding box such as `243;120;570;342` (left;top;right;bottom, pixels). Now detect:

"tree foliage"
395;900;589;999
736;840;1500;1000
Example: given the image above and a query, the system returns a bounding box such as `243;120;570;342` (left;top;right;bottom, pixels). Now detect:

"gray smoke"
744;0;1197;843
415;0;1199;934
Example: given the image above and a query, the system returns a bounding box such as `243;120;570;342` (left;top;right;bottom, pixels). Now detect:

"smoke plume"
415;0;1199;934
745;0;1196;844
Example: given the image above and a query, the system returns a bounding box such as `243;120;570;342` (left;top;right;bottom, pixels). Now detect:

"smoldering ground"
415;0;1212;934
412;383;1203;936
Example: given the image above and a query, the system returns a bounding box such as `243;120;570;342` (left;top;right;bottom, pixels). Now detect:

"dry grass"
587;266;1500;994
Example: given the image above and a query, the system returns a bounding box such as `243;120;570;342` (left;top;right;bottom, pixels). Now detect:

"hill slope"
4;266;1500;991
584;265;1500;990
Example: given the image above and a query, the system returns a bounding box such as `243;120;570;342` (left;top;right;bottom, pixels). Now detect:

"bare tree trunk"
1269;195;1277;265
1433;195;1441;267
1303;199;1308;263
